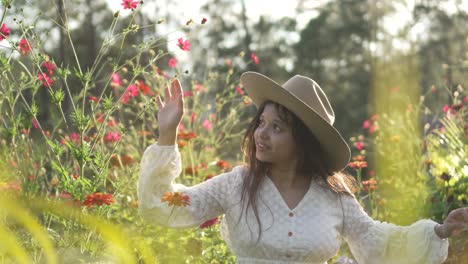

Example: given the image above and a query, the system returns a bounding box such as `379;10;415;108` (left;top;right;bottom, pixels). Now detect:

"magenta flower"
38;73;53;88
168;57;177;68
354;141;364;150
177;38;191;51
235;86;244;95
111;73;123;88
362;120;370;129
121;0;139;10
203;119;213;130
250;53;259;65
104;132;121;143
0;24;11;41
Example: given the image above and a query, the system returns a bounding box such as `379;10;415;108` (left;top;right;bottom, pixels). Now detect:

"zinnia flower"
82;192;114;207
161;192;190;207
104;131;121;143
216;160;231;170
111;73;123;88
348;161;367;169
18;38;32;55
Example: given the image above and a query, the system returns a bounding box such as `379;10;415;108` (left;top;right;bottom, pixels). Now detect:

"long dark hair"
238;100;356;243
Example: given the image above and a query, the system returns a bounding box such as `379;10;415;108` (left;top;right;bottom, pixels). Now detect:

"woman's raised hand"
155;79;184;145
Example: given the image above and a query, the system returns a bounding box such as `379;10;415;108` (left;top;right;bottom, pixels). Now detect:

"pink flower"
183;90;193;97
177;38;191;51
0;24;11;41
190;112;196;123
32;118;39;129
442;104;450;113
354;141;364;150
195;84;206;92
203;119;213;130
104;132;121;143
178;123;185;131
126;84;139;97
250;53;259;65
121;0;139;10
369;124;377;134
235;86;244;95
18;38;32;55
111;73;123;88
38;73;53;88
168;57;177;68
464;96;468;103
362;120;370;129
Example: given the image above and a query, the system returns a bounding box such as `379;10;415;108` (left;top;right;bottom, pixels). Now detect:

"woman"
138;72;468;263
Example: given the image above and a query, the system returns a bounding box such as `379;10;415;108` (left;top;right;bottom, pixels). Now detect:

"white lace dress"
137;143;449;264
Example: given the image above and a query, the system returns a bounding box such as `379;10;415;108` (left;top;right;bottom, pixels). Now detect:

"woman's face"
254;104;298;166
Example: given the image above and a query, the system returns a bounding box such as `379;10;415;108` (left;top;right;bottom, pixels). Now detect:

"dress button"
289;212;294;217
288;231;293;236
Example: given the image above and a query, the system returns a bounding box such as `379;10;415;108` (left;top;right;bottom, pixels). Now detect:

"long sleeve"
341;194;449;264
137;143;244;228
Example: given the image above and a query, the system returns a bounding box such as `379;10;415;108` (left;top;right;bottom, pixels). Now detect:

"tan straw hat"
241;71;351;172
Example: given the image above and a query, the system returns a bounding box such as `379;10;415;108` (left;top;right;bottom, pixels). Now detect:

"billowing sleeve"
137;143;244;228
341;194;449;264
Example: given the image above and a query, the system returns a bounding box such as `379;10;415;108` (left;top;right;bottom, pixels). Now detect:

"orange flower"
348;161;367;169
161;192;190;207
82;192;114;208
216;160;231;170
178;131;197;140
177;140;188;148
185;166;198;176
361;178;378;192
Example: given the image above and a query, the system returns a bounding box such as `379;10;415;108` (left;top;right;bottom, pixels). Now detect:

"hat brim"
241;72;350;172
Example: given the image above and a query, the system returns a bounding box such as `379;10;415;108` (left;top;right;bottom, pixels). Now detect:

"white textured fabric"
138;143;449;264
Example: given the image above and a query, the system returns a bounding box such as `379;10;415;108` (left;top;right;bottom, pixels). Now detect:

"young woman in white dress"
138;72;468;264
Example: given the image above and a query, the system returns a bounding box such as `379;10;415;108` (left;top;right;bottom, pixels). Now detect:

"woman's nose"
258;126;269;139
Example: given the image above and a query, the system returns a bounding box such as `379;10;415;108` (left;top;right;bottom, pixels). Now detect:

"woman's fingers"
164;84;172;101
156;96;164;109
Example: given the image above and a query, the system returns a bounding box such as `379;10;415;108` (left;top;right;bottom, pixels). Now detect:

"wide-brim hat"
241;71;350;172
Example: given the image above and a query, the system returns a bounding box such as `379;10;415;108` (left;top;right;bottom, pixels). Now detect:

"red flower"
0;24;11;41
442;104;450;113
204;174;215;181
161;192;190;207
89;95;100;103
200;217;218;228
38;73;53;88
464;96;468;103
82;192;114;207
168;57;177;68
348;161;367;169
138;80;152;95
41;61;56;76
250;53;259;65
201;18;207;24
104;131;121;143
177;38;191;51
194;84;206;92
121;0;139;10
18;38;32;55
183;90;193;97
184;166;199;176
